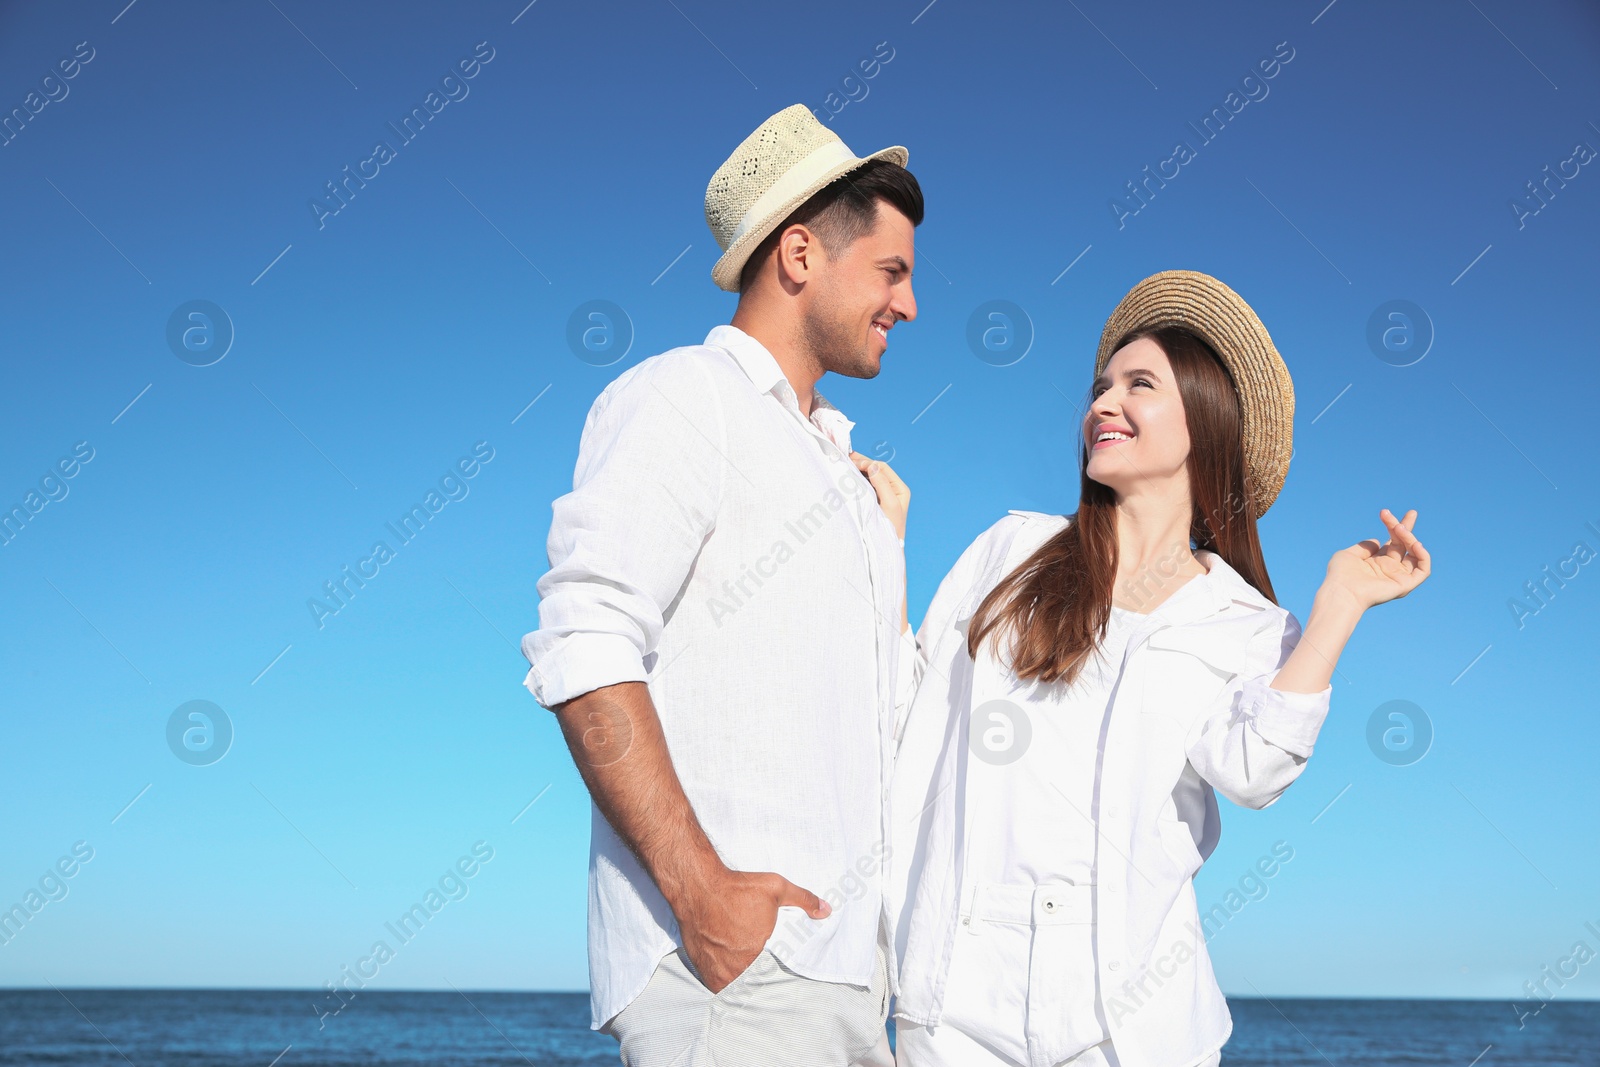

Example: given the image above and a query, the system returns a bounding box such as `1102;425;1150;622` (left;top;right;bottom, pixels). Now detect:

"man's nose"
893;283;917;324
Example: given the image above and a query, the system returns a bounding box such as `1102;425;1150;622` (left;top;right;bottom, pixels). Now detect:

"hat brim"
711;144;909;293
1093;270;1294;519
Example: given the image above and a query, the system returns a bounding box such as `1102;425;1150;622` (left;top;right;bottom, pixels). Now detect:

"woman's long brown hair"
964;325;1278;686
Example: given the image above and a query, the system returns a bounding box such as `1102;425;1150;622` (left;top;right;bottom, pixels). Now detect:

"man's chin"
842;355;883;380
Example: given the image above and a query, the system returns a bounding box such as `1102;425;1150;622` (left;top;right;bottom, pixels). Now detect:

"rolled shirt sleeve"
521;357;726;709
1183;609;1332;810
1241;667;1331;760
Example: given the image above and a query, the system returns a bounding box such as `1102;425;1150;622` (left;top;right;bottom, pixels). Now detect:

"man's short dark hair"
737;159;924;295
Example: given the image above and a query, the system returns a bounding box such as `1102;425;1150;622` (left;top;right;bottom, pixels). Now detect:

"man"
520;104;922;1066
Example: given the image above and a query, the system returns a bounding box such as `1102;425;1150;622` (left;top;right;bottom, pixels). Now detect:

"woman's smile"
1091;424;1135;450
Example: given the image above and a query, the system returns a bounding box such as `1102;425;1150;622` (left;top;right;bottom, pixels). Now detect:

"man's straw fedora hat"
705;104;907;292
1094;269;1294;518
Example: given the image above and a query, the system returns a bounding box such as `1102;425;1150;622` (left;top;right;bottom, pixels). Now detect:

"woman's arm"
1184;618;1332;810
1271;507;1431;695
1188;507;1431;809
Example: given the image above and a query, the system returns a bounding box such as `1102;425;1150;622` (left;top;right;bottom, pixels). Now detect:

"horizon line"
0;986;1592;1004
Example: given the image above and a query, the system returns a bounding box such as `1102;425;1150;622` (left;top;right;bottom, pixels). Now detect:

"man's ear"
775;224;818;286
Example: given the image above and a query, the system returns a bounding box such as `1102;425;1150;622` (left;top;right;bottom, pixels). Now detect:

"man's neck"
729;305;822;417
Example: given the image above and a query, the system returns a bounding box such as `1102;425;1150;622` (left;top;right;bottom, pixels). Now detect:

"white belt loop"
958;874;980;932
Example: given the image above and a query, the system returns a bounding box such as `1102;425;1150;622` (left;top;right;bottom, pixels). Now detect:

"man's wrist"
658;845;729;917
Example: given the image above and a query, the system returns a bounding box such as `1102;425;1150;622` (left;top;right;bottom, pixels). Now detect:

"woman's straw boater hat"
705;104;908;292
1094;270;1294;518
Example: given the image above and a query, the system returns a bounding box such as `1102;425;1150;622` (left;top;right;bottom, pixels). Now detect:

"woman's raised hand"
849;451;910;541
1323;508;1431;612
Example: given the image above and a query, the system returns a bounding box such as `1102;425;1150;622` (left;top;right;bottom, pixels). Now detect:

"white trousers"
895;1022;1220;1067
603;937;892;1067
893;880;1221;1067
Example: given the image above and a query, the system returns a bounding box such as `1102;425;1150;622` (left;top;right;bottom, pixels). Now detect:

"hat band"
728;139;860;245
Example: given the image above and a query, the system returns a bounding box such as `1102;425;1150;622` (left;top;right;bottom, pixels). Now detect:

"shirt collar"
705;324;857;453
1151;548;1275;628
1136;550;1282;678
808;392;856;454
1009;511;1276;626
706;324;785;396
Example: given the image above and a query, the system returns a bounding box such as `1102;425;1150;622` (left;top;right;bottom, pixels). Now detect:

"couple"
520;105;1429;1067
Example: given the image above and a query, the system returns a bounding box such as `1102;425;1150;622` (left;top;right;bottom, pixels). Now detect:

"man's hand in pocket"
676;870;830;993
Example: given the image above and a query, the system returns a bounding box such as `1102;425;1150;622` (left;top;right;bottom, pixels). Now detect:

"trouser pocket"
1023;884;1101;1067
939;882;1033;1065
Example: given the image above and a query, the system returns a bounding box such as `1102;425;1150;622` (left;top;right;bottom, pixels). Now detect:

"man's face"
800;202;918;380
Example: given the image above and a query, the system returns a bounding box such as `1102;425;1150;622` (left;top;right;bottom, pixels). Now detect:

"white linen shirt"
522;324;918;1030
890;511;1333;1067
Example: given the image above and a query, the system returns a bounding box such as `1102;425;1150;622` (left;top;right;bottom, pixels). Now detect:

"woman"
850;270;1430;1067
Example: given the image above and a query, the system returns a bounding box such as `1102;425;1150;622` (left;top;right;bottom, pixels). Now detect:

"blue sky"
1;0;1597;1009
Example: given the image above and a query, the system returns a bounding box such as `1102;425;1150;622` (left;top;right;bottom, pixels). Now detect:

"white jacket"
890;511;1332;1067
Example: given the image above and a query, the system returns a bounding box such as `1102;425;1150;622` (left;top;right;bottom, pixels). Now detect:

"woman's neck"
1112;493;1204;587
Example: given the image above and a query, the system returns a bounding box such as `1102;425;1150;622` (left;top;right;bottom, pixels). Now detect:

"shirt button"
1108;961;1121;971
1043;901;1056;912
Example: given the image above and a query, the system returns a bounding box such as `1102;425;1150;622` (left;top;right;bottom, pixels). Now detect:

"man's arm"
552;680;828;993
525;359;830;994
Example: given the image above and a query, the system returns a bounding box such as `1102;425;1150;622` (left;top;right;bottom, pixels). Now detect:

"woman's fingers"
873;460;908;500
1379;508;1418;561
868;465;906;509
850;452;909;502
1386;510;1422;558
1406;535;1432;584
1376;508;1431;591
1393;518;1430;583
848;452;910;541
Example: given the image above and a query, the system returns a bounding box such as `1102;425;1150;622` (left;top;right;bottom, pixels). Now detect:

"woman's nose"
1091;391;1121;418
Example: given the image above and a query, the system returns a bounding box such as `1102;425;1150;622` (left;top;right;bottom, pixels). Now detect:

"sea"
1;991;1596;1066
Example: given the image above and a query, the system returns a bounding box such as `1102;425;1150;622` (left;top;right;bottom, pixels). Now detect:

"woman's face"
1084;336;1191;500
